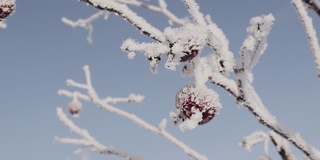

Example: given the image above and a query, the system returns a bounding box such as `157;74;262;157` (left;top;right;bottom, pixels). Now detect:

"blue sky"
1;0;320;159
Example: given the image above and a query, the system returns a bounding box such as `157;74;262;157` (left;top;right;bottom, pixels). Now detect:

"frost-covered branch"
63;1;320;159
55;107;143;160
302;0;320;16
183;0;206;26
80;0;165;42
62;0;186;43
269;132;297;160
58;65;208;160
230;82;320;160
115;0;187;25
61;11;108;44
292;0;320;77
206;13;320;160
240;131;296;160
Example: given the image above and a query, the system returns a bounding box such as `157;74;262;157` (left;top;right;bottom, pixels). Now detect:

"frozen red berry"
175;84;222;125
0;0;15;20
68;100;82;117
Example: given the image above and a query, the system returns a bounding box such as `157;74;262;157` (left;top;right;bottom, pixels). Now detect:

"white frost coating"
179;109;202;132
206;17;235;74
58;65;208;160
240;131;268;152
128;93;144;103
193;57;211;87
158;119;167;131
89;0;166;42
116;0;186;25
121;38;169;57
207;64;239;97
239;81;320;160
240;14;274;72
127;52;136;59
0;21;6;28
269;131;297;160
183;0;206;26
241;131;297;160
55;108;144;160
164;24;208;70
61;11;108;44
292;0;320;77
121;38;169;73
101;94;144;104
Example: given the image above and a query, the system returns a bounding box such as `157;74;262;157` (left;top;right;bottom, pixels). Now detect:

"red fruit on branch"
0;0;15;20
68;100;82;117
175;84;221;125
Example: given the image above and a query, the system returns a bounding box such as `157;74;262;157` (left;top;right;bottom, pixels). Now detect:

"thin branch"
58;65;208;160
302;0;320;16
241;131;297;160
115;0;186;25
80;0;165;42
61;11;107;44
183;0;206;26
55;108;144;160
269;131;297;160
210;77;320;160
293;0;320;77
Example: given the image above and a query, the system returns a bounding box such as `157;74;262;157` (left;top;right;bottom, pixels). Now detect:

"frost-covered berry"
0;0;15;20
68;100;82;117
175;84;222;125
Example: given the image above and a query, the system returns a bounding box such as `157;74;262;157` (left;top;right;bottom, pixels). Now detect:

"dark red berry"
68;100;82;117
175;84;221;125
0;0;15;20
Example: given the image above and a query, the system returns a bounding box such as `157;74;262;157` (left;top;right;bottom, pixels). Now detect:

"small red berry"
0;0;15;20
175;84;222;125
68;100;82;117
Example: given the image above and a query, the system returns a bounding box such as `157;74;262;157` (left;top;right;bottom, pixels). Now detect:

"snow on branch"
80;0;166;42
55;107;144;160
183;0;206;26
61;11;108;44
205;15;235;74
64;1;320;159
292;0;320;77
240;131;296;160
302;0;320;16
62;0;186;43
57;65;208;160
234;78;320;160
116;0;187;25
202;13;320;159
238;14;274;75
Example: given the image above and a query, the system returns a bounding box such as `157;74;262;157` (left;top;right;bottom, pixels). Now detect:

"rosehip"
0;0;15;20
175;84;222;125
68;100;82;117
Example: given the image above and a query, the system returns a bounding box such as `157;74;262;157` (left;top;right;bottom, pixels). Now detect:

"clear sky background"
1;0;320;160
